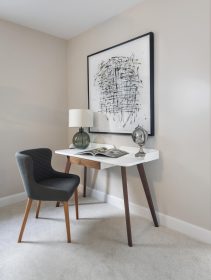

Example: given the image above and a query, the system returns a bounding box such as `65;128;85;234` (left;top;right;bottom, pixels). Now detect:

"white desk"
55;144;159;247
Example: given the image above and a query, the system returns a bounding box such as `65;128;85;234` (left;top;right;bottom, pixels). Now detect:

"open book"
77;147;128;158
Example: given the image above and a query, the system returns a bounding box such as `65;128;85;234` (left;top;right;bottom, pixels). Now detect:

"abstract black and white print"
95;54;142;128
88;33;154;135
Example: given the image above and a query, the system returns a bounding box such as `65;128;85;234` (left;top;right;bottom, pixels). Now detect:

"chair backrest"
15;148;54;197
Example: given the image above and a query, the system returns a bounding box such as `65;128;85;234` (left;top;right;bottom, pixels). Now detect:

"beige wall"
67;0;211;230
0;20;68;197
0;0;210;232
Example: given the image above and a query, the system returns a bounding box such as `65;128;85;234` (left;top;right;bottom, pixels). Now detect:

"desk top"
55;144;159;169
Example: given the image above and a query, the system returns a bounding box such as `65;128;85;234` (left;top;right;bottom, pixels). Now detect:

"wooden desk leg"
74;189;79;220
137;164;159;227
56;156;71;207
65;156;71;173
83;167;87;197
121;167;133;247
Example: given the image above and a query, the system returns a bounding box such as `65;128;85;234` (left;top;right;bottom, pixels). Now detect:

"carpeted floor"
0;195;211;280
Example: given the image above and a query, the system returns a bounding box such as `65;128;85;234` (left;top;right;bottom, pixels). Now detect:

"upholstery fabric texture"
15;148;80;201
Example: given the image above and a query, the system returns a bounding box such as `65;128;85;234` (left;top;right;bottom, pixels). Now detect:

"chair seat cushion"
39;174;80;201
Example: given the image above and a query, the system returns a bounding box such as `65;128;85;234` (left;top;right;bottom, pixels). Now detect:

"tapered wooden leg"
56;156;72;207
35;200;41;218
121;167;132;247
83;167;87;197
63;202;71;243
137;164;159;227
65;156;71;173
74;189;79;220
18;198;33;243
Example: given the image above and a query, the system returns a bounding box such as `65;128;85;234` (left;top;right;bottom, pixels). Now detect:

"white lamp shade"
69;109;93;128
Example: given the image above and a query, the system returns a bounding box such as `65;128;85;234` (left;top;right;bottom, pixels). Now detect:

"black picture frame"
87;32;154;136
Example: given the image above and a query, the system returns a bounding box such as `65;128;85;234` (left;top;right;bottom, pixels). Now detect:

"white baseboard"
0;184;83;208
87;187;211;244
2;187;211;244
0;192;27;208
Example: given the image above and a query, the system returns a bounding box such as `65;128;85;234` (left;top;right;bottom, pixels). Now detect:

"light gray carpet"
0;195;211;280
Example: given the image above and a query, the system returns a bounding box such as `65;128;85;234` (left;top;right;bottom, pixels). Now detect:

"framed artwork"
87;32;154;135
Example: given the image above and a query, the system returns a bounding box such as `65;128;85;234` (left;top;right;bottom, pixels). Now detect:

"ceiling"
0;0;144;39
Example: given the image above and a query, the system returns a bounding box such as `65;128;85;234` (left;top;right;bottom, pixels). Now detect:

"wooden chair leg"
74;189;79;220
35;200;41;218
18;198;33;243
63;202;71;243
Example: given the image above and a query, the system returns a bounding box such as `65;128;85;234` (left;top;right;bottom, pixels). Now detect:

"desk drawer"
70;157;101;169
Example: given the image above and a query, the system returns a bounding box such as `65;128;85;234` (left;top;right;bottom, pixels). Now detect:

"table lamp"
69;109;93;149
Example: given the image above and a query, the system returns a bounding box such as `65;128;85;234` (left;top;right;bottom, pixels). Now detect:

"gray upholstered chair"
15;148;80;243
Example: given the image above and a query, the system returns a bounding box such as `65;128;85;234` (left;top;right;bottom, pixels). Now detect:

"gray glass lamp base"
72;127;90;149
